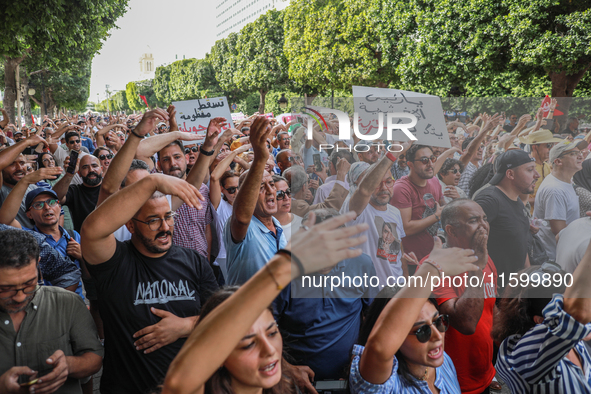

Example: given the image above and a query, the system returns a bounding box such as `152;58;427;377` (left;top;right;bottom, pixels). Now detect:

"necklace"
418;368;429;381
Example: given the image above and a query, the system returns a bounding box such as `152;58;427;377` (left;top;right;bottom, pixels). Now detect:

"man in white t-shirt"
534;139;586;259
340;149;407;281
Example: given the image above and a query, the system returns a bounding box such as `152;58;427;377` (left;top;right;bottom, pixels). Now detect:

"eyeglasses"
29;199;59;211
0;283;42;300
132;213;176;231
448;168;462;174
224;186;238;194
377;178;395;188
560;150;584;159
185;147;198;154
545;143;554;149
413;156;437;165
68;139;81;144
409;314;449;343
99;154;114;161
277;189;291;200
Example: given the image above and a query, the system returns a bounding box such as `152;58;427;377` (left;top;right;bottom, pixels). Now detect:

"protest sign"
173;97;234;145
231;112;246;121
352;86;450;147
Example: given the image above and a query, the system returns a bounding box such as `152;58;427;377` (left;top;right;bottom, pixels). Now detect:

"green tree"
0;0;128;122
126;81;142;111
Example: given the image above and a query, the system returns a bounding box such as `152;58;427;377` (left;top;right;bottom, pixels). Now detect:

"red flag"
139;95;150;109
541;95;564;117
31;115;35;125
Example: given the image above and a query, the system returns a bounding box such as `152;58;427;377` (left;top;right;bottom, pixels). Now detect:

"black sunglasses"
449;168;462;174
68;139;81;144
413;156;437;165
277;189;291;200
99;154;114;160
409;314;449;343
224;186;238;194
185;147;198;154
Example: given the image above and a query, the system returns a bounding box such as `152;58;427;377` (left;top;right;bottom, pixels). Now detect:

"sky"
89;0;218;102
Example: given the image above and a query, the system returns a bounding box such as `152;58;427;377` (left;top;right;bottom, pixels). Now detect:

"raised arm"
0;135;47;171
230;116;271;243
349;155;396;217
135;130;205;170
210;144;251;209
459;113;500;166
563;238;591;323
163;211;368;394
97;109;169;206
81;174;204;265
432;147;461;175
359;239;478;384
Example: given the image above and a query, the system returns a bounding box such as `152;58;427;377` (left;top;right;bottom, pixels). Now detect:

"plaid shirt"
172;184;213;258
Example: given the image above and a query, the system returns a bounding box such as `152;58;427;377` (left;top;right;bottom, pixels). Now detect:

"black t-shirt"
64;183;100;232
474;186;530;285
86;240;219;394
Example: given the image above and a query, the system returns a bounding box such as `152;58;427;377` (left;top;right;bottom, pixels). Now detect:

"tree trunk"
3;58;19;124
21;66;32;126
258;89;267;114
549;65;591;130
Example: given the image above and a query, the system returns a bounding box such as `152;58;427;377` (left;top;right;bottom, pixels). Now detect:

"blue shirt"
274;254;376;380
224;216;286;285
496;293;591;393
25;226;84;300
350;345;461;393
81;136;95;153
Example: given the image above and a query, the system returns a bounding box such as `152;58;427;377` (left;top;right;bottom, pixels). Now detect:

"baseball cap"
520;129;563;145
14;131;23;136
548;139;588;164
25;188;59;210
489;150;535;185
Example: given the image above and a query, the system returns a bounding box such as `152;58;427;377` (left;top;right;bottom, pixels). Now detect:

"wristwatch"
199;146;214;156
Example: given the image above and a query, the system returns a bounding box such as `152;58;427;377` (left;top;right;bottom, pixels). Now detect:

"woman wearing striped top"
493;242;591;393
349;238;480;393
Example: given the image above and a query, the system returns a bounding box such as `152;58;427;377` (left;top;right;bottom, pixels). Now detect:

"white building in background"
139;51;155;79
216;0;289;39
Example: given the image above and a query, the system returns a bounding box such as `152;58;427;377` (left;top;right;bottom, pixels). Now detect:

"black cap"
489;150;535;185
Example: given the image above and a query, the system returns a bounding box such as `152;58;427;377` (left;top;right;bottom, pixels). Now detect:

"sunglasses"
277;189;291;200
224;186;238;194
185;147;198;154
413;156;437;165
68;139;81;144
409;314;449;343
448;168;462;174
29;198;59;211
99;154;114;160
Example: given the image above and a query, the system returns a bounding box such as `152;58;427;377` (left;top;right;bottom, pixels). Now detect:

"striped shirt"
496;294;591;393
349;344;461;393
457;162;477;195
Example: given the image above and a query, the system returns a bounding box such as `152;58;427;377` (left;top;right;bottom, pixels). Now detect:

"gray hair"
284;165;307;194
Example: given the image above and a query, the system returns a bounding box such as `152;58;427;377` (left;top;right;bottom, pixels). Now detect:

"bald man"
54;155;104;232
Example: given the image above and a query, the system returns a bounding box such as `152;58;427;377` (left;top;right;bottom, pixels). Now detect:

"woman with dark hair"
437;158;466;204
573;159;591;217
349;238;480;393
162;211;369;394
493;246;591;392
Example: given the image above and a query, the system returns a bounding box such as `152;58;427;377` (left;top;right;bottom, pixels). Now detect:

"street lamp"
278;94;288;111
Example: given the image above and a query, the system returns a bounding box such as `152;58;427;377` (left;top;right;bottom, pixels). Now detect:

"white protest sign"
231;112;246;121
173;97;234;144
352;86;450;147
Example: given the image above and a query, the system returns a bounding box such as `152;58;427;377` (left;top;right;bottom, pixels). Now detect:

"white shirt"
534;174;580;259
556;217;591;274
313;180;349;205
278;214;302;242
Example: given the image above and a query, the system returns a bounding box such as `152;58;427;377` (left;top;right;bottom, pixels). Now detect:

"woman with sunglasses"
93;147;114;174
210;144;252;280
271;175;302;241
349;238;479;394
162;211;369;394
437;159;466;204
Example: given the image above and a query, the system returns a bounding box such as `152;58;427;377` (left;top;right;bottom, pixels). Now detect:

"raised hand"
427;237;479;277
202;117;228;151
167;105;179;132
151;174;204;209
135;108;169;137
249;116;272;161
22;167;63;184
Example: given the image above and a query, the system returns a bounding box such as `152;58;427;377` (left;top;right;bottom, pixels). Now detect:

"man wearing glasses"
50;131;89;169
534;139;586;259
0;229;102;394
80;173;218;394
391;144;446;266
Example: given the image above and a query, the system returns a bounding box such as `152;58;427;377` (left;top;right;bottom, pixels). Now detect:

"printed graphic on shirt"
134;279;196;305
374;217;401;263
422;193;439;236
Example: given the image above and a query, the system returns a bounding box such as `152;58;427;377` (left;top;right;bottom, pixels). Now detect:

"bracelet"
423;259;442;278
129;129;144;139
385;152;398;163
265;263;283;290
199;146;215;156
276;249;305;277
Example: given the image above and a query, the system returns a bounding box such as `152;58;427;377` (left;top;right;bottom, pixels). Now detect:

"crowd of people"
0;100;590;394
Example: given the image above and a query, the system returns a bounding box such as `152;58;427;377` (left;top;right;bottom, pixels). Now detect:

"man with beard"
53;155;103;233
428;199;498;394
224;116;287;285
341;148;408;281
475;149;539;284
390;144;445;265
0;135;49;228
0;230;103;394
80;173;218;394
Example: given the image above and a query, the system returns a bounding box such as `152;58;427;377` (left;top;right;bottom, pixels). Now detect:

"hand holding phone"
67;151;79;174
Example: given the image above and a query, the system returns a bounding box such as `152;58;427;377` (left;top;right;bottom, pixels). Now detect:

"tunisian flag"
139;95;150;109
541;95;564;118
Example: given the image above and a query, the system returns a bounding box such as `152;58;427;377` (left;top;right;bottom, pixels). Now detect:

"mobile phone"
315;380;347;391
18;377;39;387
313;154;322;172
67;150;79;174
